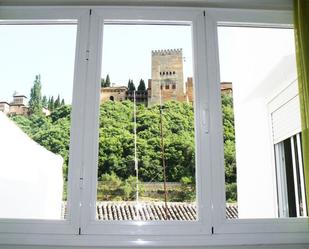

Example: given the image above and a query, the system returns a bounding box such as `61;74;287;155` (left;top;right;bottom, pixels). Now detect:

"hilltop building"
100;86;127;102
100;48;232;106
1;49;232;115
0;94;50;116
148;48;188;105
0;94;29;116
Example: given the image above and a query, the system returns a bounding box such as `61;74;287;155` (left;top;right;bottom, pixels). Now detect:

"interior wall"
0;0;293;10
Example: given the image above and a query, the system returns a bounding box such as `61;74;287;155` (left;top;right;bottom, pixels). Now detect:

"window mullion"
79;10;103;233
204;9;227;231
67;10;93;234
192;10;213;233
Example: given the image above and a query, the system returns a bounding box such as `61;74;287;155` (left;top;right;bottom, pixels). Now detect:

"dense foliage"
11;94;236;202
97;100;195;183
97;172;145;201
221;94;237;202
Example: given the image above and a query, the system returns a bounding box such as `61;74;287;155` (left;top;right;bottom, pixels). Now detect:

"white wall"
0;113;64;219
236;55;298;218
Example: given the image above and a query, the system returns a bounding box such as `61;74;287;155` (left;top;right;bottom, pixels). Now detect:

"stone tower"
149;49;185;105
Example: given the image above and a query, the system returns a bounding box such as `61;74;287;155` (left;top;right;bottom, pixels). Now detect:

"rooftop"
152;48;183;56
62;202;238;220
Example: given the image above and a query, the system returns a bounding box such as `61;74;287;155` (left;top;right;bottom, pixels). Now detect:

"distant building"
100;86;127;102
220;82;233;95
9;95;29;116
100;48;232;106
0;94;30;116
149;49;188;105
101;86;149;105
0;94;50;116
0;102;10;114
126;90;148;105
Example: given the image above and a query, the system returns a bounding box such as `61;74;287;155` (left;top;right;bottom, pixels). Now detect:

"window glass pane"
218;26;308;219
97;22;197;221
0;23;77;219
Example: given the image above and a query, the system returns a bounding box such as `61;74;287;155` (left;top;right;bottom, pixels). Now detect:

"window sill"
1;232;309;247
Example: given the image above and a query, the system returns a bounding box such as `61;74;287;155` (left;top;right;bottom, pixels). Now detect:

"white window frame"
0;7;89;235
0;5;308;247
79;6;213;236
207;8;309;235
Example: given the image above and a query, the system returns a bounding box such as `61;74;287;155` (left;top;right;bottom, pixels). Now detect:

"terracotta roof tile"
62;202;238;220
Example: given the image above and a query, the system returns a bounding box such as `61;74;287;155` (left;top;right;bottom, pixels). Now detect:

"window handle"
202;108;209;134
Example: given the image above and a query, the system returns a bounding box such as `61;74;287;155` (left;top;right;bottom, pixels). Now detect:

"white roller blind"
271;95;301;144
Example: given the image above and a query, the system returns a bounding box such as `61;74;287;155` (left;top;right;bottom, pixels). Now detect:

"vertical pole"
159;77;169;220
134;90;140;221
134;90;139;204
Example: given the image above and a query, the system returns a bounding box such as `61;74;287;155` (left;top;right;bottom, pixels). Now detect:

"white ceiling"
0;0;293;10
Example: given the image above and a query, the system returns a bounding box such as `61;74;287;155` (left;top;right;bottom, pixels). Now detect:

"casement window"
211;8;308;235
274;134;307;218
0;6;308;247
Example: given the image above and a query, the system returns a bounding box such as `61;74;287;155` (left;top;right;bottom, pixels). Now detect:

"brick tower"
149;49;185;105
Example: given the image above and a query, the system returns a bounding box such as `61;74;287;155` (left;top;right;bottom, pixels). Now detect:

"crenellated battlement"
152;48;182;56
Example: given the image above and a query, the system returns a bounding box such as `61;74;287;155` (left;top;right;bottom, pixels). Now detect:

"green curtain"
294;0;309;210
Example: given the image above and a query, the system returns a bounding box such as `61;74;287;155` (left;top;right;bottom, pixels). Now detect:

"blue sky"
0;24;192;104
0;25;77;104
101;25;193;88
0;24;295;104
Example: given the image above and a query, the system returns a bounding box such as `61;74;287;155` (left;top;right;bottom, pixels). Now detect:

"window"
0;6;308;247
209;8;308;235
79;8;210;236
218;26;303;219
97;21;195;222
0;22;77;221
275;134;307;218
0;8;88;236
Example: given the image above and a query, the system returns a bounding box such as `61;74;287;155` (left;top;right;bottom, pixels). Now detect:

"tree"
101;74;111;87
54;94;61;109
127;79;136;91
42;95;48;108
48;96;54;111
29;75;43;115
105;74;111;87
50;105;71;122
101;78;106;88
97;172;144;201
61;99;65;106
99;172;123;200
137;79;146;91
